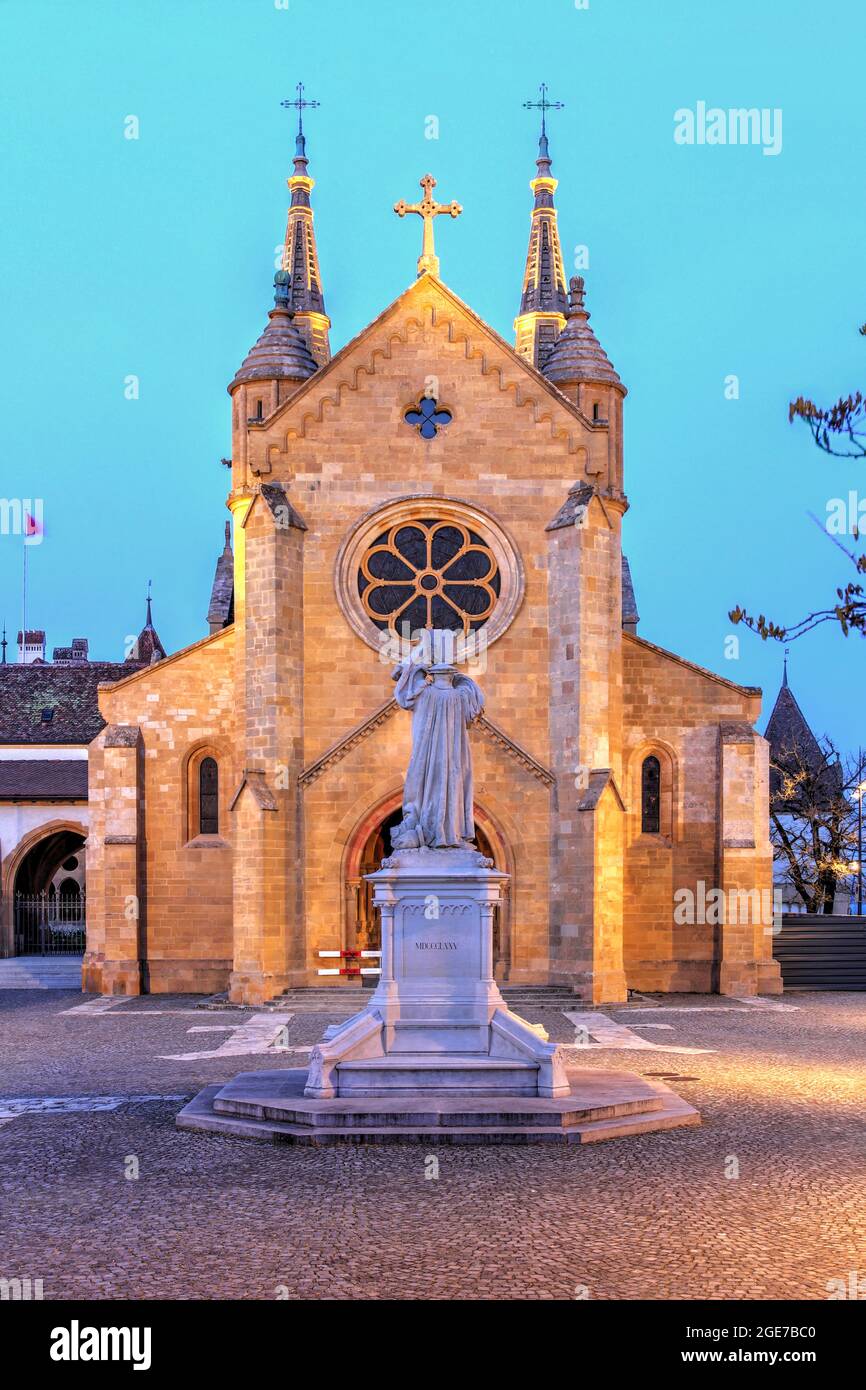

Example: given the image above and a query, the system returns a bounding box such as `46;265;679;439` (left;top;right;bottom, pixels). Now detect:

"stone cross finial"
394;174;462;278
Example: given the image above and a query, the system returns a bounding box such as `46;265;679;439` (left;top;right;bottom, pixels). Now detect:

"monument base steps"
177;1067;700;1145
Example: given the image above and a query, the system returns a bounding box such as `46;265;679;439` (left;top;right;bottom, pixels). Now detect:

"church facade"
82;115;782;1004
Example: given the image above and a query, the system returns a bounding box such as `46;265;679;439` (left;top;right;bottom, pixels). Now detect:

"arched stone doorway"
8;827;86;955
342;799;511;981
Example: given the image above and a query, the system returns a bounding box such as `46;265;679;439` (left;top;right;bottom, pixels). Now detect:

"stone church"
82;112;782;1004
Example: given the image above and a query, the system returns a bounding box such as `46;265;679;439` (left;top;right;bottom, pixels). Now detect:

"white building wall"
0;803;89;872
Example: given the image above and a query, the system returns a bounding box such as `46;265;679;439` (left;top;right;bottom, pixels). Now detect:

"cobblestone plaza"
1;989;863;1301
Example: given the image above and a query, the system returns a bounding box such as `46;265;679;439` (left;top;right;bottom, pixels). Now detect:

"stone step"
0;956;82;989
268;986;589;1013
334;1054;540;1097
267;989;371;1011
179;1080;699;1146
214;1092;662;1130
501;988;585;1006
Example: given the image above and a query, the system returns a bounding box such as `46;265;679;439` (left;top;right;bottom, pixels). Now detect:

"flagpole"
21;530;26;664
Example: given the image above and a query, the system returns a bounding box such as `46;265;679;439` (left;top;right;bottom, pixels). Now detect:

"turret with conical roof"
230;272;318;392
544;275;622;390
513;98;569;370
544;275;627;492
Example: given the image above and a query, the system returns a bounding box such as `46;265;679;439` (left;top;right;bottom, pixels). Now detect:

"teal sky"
0;0;863;752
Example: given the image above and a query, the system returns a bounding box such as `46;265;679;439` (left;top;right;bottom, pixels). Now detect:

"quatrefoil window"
403;395;452;439
358;518;500;635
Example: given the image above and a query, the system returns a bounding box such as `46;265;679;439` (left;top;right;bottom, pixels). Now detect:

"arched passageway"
12;830;86;955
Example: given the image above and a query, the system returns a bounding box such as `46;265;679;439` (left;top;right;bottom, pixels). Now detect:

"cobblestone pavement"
0;989;864;1300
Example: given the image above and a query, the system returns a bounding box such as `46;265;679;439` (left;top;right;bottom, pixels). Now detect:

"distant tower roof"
52;637;89;664
207;522;235;634
514;86;569;370
279;83;330;366
621;554;640;633
229;272;318;391
127;585;166;664
543;275;622;389
764;663;841;808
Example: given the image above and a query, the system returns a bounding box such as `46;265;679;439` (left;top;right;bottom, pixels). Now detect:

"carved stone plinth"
303;847;570;1100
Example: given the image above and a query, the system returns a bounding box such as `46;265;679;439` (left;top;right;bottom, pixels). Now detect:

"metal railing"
14;892;86;956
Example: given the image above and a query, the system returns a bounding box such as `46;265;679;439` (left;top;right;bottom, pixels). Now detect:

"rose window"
358;518;501;635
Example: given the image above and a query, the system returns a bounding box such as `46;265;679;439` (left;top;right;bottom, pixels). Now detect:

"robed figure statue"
390;631;484;851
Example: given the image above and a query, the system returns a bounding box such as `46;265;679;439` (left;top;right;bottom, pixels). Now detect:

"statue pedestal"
304;848;569;1099
180;847;699;1141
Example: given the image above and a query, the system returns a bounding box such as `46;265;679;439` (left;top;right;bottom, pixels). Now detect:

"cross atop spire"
394;174;463;278
281;82;320;155
523;82;564;141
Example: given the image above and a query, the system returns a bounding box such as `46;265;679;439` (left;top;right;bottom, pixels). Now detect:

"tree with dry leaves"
771;738;864;913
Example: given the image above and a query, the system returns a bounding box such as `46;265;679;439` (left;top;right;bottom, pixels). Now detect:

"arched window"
641;755;661;834
199;757;219;835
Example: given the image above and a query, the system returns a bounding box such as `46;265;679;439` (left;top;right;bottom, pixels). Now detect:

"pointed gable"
243;273;603;480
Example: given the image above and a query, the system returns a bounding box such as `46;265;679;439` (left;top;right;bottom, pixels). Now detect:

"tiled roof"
0;759;88;799
0;662;144;744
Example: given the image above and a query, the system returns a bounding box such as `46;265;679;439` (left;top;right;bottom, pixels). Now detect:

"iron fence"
14;892;86;956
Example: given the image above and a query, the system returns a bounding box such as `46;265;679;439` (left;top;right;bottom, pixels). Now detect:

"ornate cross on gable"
393;174;462;278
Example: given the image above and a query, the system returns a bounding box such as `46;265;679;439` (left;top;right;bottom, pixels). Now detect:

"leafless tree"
731;322;866;641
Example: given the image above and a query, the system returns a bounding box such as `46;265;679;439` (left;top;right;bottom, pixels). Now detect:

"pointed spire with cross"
514;83;569;366
394;174;462;278
277;82;330;363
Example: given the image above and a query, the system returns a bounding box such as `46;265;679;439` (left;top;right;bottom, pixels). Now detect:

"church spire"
279;83;331;366
514;84;569;371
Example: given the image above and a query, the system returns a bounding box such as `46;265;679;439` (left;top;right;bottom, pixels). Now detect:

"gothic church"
82;107;782;1003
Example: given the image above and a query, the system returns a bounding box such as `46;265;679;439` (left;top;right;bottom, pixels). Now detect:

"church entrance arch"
342;795;511;980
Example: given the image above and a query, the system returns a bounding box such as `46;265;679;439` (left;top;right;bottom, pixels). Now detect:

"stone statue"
390;630;484;851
